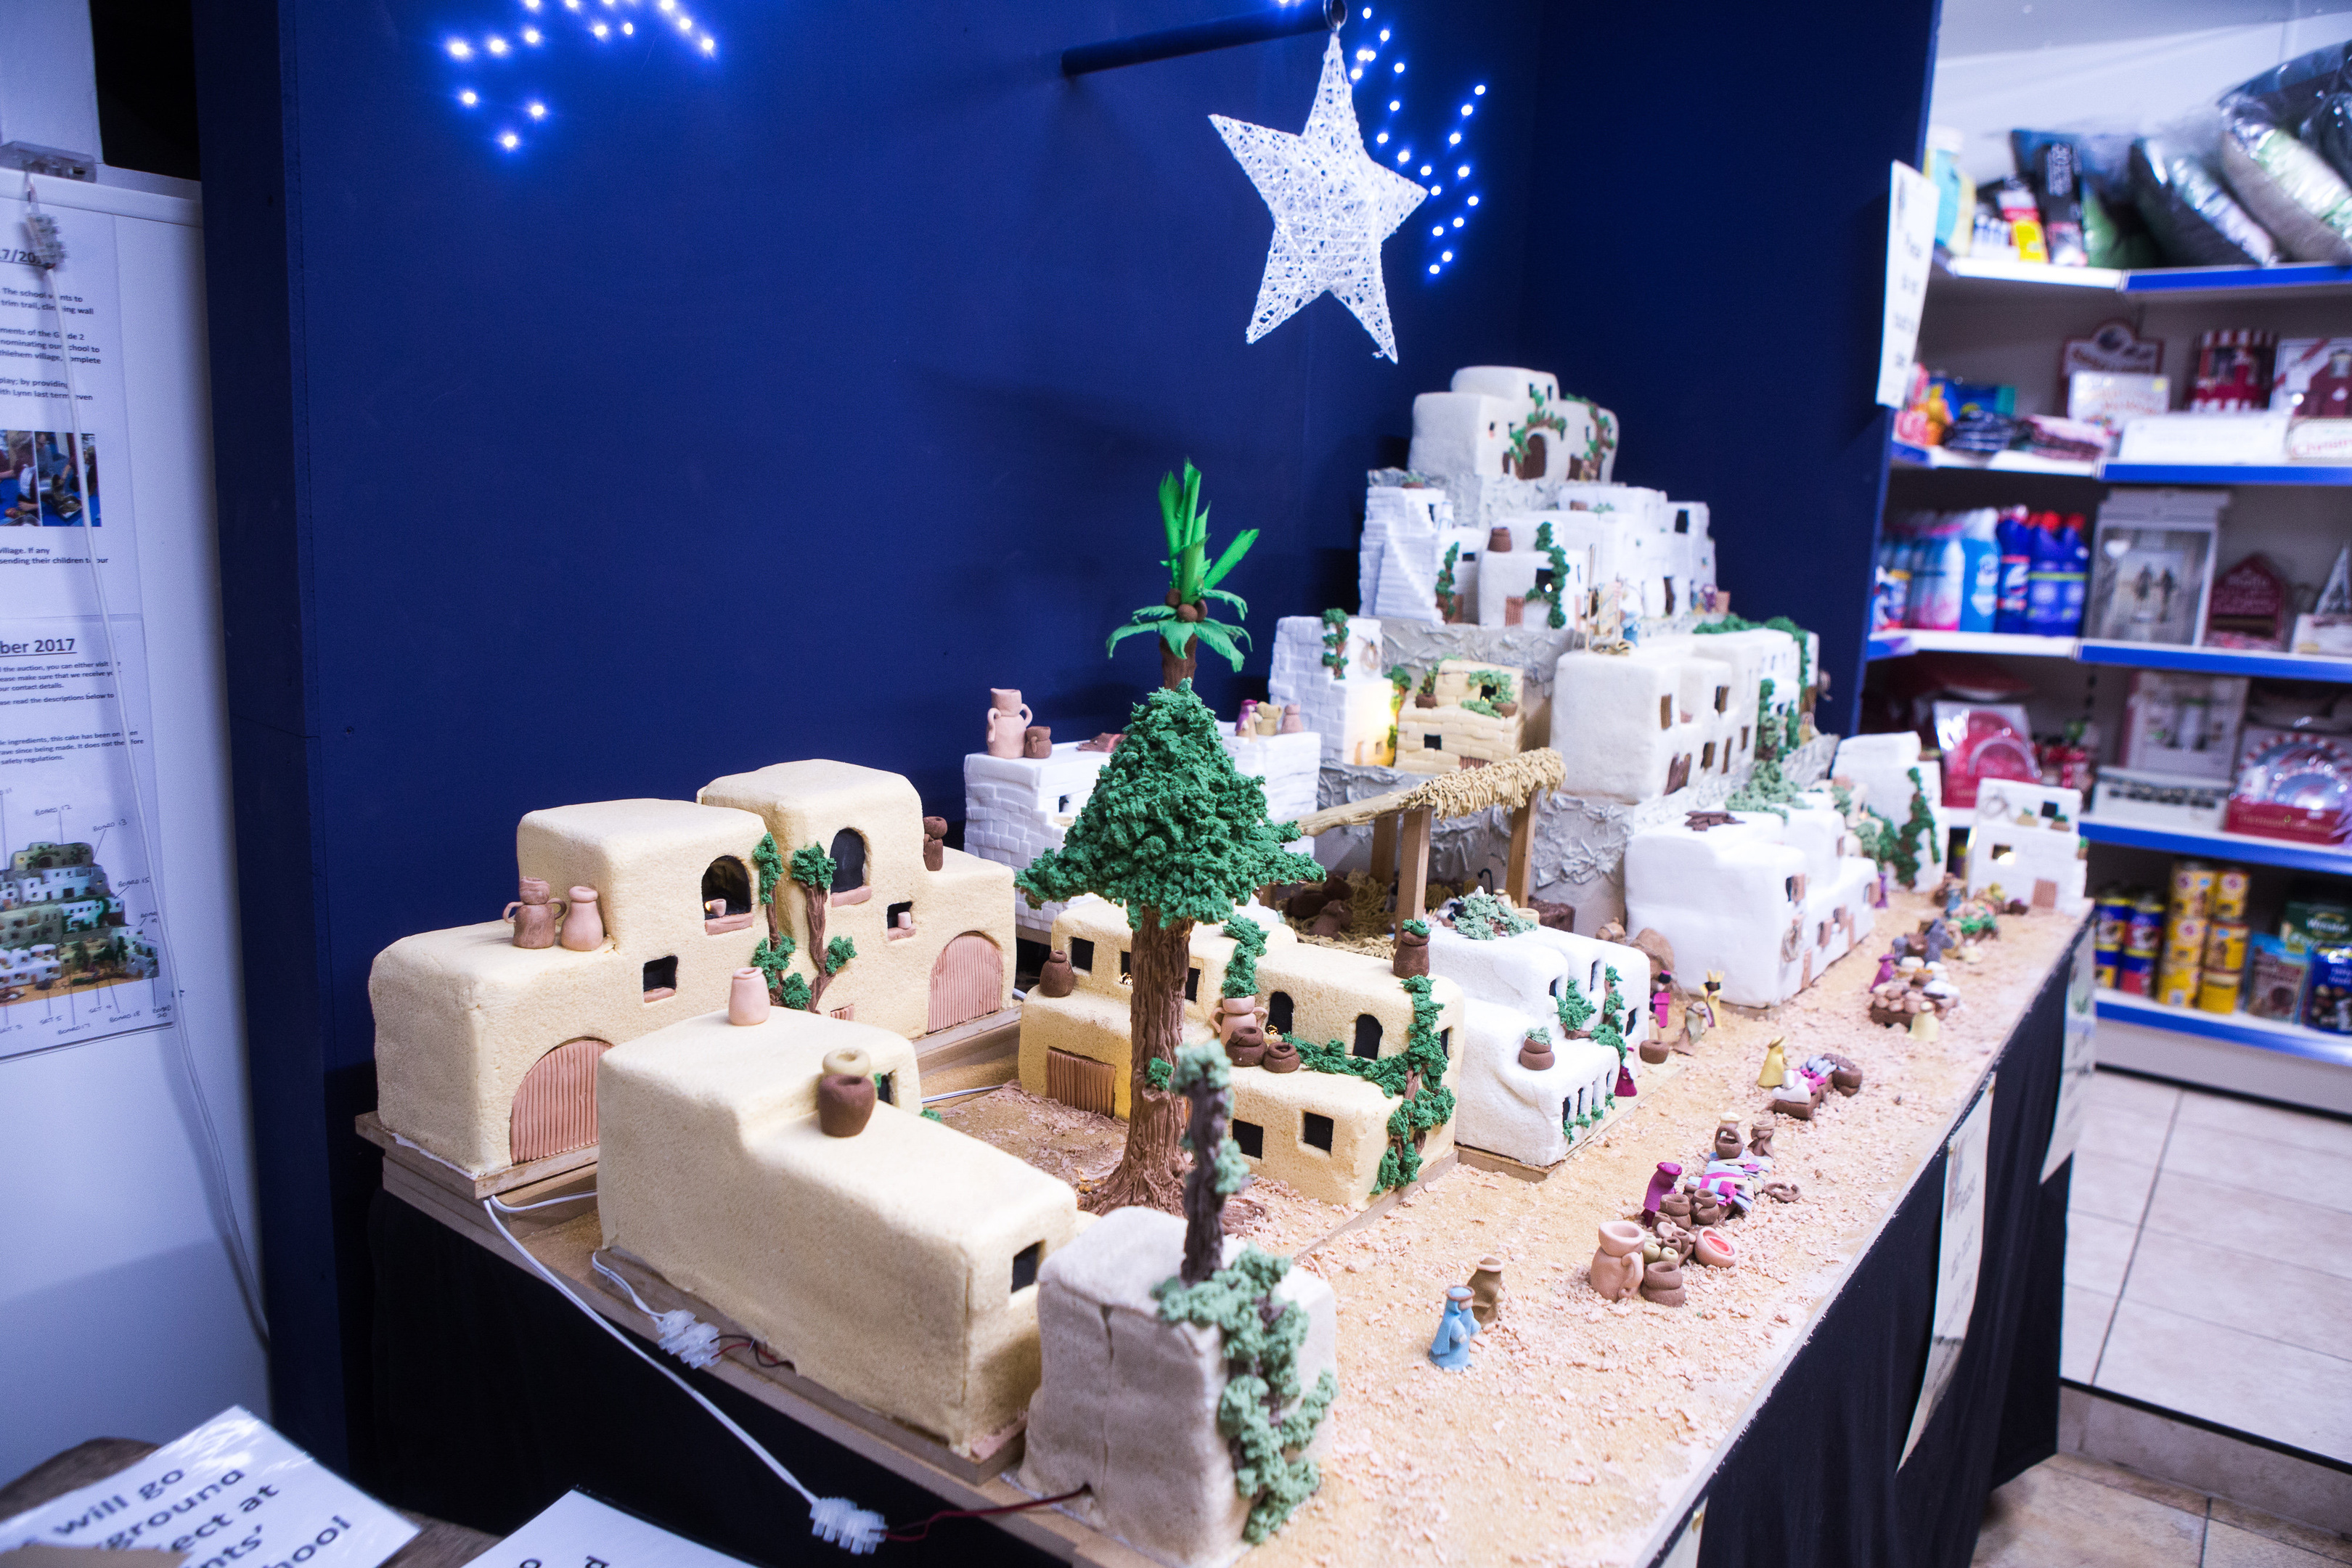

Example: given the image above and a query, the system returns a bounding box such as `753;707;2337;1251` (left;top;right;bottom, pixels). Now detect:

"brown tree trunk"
1159;640;1197;690
805;878;833;1010
1085;906;1193;1215
1177;1062;1229;1285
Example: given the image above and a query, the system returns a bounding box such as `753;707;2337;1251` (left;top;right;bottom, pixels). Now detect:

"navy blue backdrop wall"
192;0;1935;1470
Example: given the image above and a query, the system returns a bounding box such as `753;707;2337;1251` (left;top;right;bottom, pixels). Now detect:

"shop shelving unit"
1884;257;2352;1076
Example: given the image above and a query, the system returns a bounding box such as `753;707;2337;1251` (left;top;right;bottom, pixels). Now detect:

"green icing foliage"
1399;918;1429;938
1692;612;1814;693
823;935;856;976
1106;462;1257;672
1434;544;1461;617
1890;764;1938;888
752;833;785;907
1451;889;1534;940
752;932;799;985
920;1108;944;1123
1724;755;1798;820
1294;974;1454;1195
788;843;836;894
1169;1044;1251;1197
1154;1247;1337;1545
1016;685;1325;927
1146;1056;1174;1092
777;972;813;1010
1556;973;1595;1034
1319;608;1349;675
1523;522;1569;629
1592;965;1628;1070
1222;916;1267;999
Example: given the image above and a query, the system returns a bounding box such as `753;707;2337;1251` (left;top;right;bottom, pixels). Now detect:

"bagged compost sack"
2226;41;2352;181
2130;137;2280;266
2217;110;2352;262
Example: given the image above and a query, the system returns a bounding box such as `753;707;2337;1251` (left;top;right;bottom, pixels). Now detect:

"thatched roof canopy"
1291;748;1567;836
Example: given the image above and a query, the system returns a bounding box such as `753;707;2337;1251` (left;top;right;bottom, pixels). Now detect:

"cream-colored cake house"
1963;780;2088;915
1392;659;1527;776
371;761;1016;1180
597;1006;1079;1456
1018;897;1465;1210
1622;793;1878;1008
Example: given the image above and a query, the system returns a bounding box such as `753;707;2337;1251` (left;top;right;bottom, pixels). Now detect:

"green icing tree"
1890;764;1939;889
1556;973;1596;1036
1523;521;1570;629
751;834;856;1013
1318;608;1350;676
1106;462;1258;689
1222;916;1267;1000
1434;543;1462;622
1018;684;1323;1214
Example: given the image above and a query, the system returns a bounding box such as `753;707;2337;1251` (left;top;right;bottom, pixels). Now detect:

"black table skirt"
367;950;2070;1568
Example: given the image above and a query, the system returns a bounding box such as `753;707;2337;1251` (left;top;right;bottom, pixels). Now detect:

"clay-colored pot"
1639;1257;1686;1307
923;816;947;872
1590;1220;1645;1301
504;877;557;950
558;886;603;952
1035;949;1075;998
1467;1255;1506;1327
1279;703;1304;734
1487;526;1514;552
1694;1228;1737;1269
817;1045;876;1137
1654;1220;1697;1262
1639;1037;1671;1065
1657;1191;1694;1228
1517;1034;1555;1071
1309;906;1348;937
1225;1035;1267;1069
1829;1056;1863;1096
1023;725;1053;759
1747;1124;1775;1159
1392;926;1430;978
985;690;1032;759
1216;995;1260;1043
1260;1038;1300;1074
1413;692;1437;709
1689;1189;1728;1228
727;968;769;1026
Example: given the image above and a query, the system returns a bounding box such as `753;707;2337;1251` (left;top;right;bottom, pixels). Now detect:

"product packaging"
2192;330;2279;412
1933;701;2040;808
2226;725;2352;842
2213;866;2252;921
2128;137;2280;267
2093;889;2132;987
2068;372;2171;434
2244;933;2312;1021
2292;544;2352;655
2032;139;2090;266
1994;508;2035;632
2086;498;2218;647
2273;338;2352;418
1996;179;2049;262
2118;891;2167;996
2119;671;2248;780
2091;767;2231;831
2217;110;2352;264
2308;946;2352;1032
2282;897;2352;953
2203;555;2289;650
1928;126;1975;253
2171;859;2218;917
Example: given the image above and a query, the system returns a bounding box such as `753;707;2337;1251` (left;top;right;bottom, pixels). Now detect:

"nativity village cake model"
365;369;1977;1566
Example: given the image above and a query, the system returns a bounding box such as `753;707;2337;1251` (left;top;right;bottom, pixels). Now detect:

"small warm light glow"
1448;131;1461;144
499;131;520;149
1349;67;1362;79
446;38;473;57
1456;163;1469;176
590;21;608;36
1387;99;1400;110
1461;103;1474;115
458;89;478;105
485;34;508;54
1452;216;1464;227
527;101;547;118
1467;194;1479;205
677;14;693;29
1375;132;1389;144
1379;28;1390;40
1441;250;1453;261
1428;264;1440;274
621;20;633;31
1395;150;1408;164
520;26;541;43
1427;182;1441;194
1430;225;1442;237
1474;83;1487;94
1392;60;1404;73
1418;163;1431;175
563;0;579;8
698;34;714;52
1356;47;1375;60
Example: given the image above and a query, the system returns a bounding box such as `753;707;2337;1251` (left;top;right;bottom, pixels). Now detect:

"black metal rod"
1062;0;1343;77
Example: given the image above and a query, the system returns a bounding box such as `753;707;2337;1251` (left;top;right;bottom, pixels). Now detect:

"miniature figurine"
502;876;558;950
727;966;769;1026
1687;1188;1729;1228
1278;703;1304;734
1871;863;1892;910
1873;949;1898;987
1682;971;1722;1053
1756;1038;1787;1089
1747;1123;1775;1160
1591;1222;1647;1301
1036;948;1076;998
1762;1179;1800;1203
1078;732;1121;753
1614;1061;1638;1098
1428;1285;1480;1368
558;885;603;952
816;1046;877;1138
1712;1117;1744;1161
1651;969;1674;1031
1466;1255;1506;1327
1910;1008;1939;1042
1653;1219;1698;1262
1393;919;1432;978
1641;1161;1682;1222
986;688;1032;759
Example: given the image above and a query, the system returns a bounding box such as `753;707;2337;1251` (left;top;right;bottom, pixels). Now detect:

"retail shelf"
2100;462;2352;486
1889;441;2102;477
1866;629;2078;661
1929;256;2126;298
2094;988;2352;1066
1927;255;2352;301
2073;640;2352;682
2078;816;2352;875
2121;261;2352;298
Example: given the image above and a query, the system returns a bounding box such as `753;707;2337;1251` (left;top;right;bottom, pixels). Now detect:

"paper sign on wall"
1878;161;1938;409
0;1406;415;1568
1902;1077;1994;1465
462;1492;758;1568
2043;923;2099;1181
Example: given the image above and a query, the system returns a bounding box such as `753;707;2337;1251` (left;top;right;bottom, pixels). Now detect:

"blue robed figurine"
1427;1284;1478;1371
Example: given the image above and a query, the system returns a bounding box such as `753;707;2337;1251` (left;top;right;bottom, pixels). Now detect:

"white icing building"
1623;793;1878;1008
1832;730;1954;884
1964;780;2088;914
1268;614;1397;768
1549;639;1745;803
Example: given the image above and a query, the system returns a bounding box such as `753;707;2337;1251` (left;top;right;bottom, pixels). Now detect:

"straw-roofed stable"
1292;747;1567;836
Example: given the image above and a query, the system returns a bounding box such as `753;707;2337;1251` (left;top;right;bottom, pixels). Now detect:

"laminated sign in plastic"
2043;925;2099;1182
459;1492;758;1568
1879;162;1939;408
1903;1078;1995;1465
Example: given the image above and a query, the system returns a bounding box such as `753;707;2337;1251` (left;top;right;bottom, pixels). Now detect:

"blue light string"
440;0;717;155
1345;4;1482;279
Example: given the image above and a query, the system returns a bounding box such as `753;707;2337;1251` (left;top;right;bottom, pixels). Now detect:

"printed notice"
0;615;169;1058
461;1493;757;1568
1878;160;1938;409
0;1406;415;1568
1902;1077;1995;1465
2043;922;2099;1181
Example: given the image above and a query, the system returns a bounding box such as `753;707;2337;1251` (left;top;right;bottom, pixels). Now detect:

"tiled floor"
1973;1452;2352;1566
2063;1070;2352;1463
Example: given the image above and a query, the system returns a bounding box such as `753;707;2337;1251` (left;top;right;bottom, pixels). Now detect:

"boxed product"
2089;767;2229;831
2273;338;2352;419
2086;509;2216;646
2226;724;2352;842
2068;372;2170;435
2245;934;2312;1022
2118;671;2248;780
2191;330;2277;411
2307;947;2352;1034
2282;897;2352;954
2203;555;2288;650
2115;412;2291;465
1933;701;2041;809
2287;419;2352;462
2292;545;2352;655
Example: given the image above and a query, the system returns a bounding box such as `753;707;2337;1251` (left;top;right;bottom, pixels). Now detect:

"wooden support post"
1369;812;1399;887
1506;796;1538;907
1397;807;1434;930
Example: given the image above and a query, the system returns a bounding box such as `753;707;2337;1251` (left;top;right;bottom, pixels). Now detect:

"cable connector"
23;212;62;270
652;1309;722;1368
807;1498;886;1556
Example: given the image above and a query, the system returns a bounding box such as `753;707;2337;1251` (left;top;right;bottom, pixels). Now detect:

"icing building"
964;722;1320;937
1963;780;2088;914
372;761;1016;1178
1017;897;1465;1210
597;1006;1078;1457
1623;793;1878;1008
1833;730;1954;876
1392;659;1527;775
1268;613;1397;767
1547;624;1813;806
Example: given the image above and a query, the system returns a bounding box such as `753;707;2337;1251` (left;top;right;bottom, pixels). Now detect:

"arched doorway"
928;933;1002;1033
510;1037;611;1164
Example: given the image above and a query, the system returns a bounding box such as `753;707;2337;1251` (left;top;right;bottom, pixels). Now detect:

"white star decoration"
1212;35;1430;362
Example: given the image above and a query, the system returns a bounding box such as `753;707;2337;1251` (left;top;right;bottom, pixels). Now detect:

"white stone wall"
1270;615;1396;768
1965;780;2088;914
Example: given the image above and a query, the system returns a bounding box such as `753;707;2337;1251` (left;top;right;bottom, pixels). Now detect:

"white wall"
0;173;266;1480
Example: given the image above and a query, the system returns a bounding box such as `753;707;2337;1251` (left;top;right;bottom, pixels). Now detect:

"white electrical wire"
478;1197;886;1555
19;176;267;1339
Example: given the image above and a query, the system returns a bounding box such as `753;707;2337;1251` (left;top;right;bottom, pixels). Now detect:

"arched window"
701;856;751;917
1267;991;1294;1035
828;829;867;894
1352;1014;1382;1060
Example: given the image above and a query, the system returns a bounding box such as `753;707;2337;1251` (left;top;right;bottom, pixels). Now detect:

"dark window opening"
1659;695;1673;730
1549;976;1561;997
1011;1242;1042;1294
1056;793;1071;813
1119;949;1132;980
1440;1028;1452;1060
875;1072;896;1105
1702;742;1716;769
828;829;867;893
1233;1119;1265;1159
642;955;678;996
1784;876;1797;902
1267;991;1294;1034
702;856;752;916
886;899;913;931
1302;1113;1334;1152
1352;1015;1383;1059
1535;568;1557;592
1185;966;1201;1002
1071;938;1095;971
1741;726;1751;750
1424;733;1443;749
1675;508;1691;534
1715;686;1728;713
91;0;201;181
2041;801;2063;820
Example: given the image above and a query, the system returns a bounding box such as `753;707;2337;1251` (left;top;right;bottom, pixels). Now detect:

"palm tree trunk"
1159;640;1197;690
1085;906;1192;1214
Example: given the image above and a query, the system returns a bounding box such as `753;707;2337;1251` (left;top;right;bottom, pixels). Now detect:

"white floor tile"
2081;1101;2178;1165
2120;1230;2352;1363
2096;1299;2352;1462
2162;1123;2352;1216
2067;1211;2140;1297
2144;1170;2352;1283
2173;1090;2352;1162
2071;1150;2161;1225
2202;1518;2343;1567
2063;1285;2116;1383
2089;1069;2184;1122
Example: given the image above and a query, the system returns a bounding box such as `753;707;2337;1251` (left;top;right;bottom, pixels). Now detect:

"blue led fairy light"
440;0;716;155
1345;7;1485;280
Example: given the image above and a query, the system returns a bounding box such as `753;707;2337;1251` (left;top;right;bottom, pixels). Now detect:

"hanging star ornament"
1212;34;1429;362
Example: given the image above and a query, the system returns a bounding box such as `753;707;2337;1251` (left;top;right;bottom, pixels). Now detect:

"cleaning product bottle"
1919;514;1967;630
1994;506;2034;633
2024;512;2065;634
2057;513;2091;637
1959;508;2001;632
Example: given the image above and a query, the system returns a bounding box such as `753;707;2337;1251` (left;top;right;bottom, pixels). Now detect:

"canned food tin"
2126;897;2165;958
2171;861;2216;919
2203;919;2250;979
2211;867;2251;923
2197;973;2242;1014
2157;957;2202;1008
2117;950;2157;996
2163;914;2208;959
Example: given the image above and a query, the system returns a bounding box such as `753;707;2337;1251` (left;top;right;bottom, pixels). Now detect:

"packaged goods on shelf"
2091;767;2231;830
2067;372;2169;436
2273;338;2352;420
2191;330;2278;412
1934;701;2039;809
2115;410;2292;466
2018;415;2110;462
2246;934;2313;1021
2120;671;2249;780
2128;136;2278;268
2226;724;2352;842
2292;545;2352;655
2204;555;2289;650
2310;946;2352;1032
2085;492;2221;646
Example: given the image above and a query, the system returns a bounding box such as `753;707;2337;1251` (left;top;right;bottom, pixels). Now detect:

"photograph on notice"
1;429;100;526
2086;515;2215;646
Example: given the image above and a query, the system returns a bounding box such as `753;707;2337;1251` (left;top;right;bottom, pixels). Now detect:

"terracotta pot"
1747;1124;1775;1160
1689;1189;1728;1228
1260;1038;1300;1074
1035;949;1075;998
985;689;1032;759
1466;1255;1506;1327
1517;1034;1554;1071
1639;1257;1686;1307
1279;703;1304;734
1487;526;1514;553
1694;1228;1738;1269
558;886;603;952
1392;926;1429;978
1654;1220;1697;1262
922;816;947;872
1413;692;1437;709
1215;995;1260;1043
728;967;770;1026
1225;1036;1266;1068
1657;1191;1693;1228
1590;1221;1645;1301
1829;1057;1863;1096
1495;701;1519;717
1023;725;1053;759
504;876;557;950
817;1046;876;1137
1639;1037;1671;1065
1712;1123;1744;1161
1309;906;1347;937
